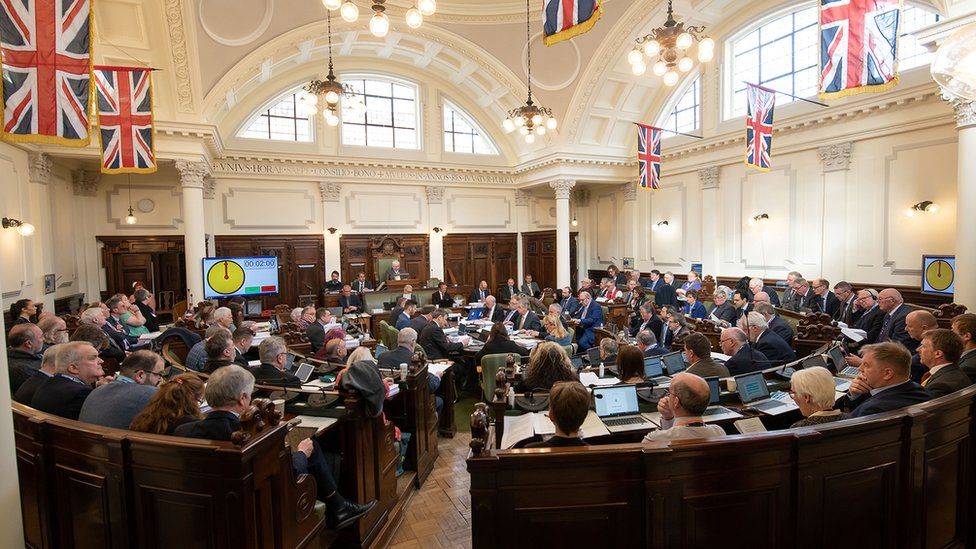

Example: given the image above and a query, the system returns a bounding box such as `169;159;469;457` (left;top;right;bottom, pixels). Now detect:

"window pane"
238;92;312;142
761;35;794;81
442;101;498;154
901;7;940;69
793;7;817;29
737;29;759;52
394;128;417;149
343;123;366;146
661;76;700;137
392;83;414;99
243;116;269;138
366;95;392;126
393;98;416;127
367;125;394;148
760;14;794;43
365;80;392;96
341;77;419;149
443;132;454;152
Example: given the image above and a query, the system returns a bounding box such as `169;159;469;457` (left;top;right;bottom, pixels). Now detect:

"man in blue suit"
836;342;931;418
573;290;603;351
559;286;580;317
877;288;912;347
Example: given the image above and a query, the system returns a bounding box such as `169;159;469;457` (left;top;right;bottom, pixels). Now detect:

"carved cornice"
175;160;211;189
698;166;720;190
622;181;637;201
514;189;529;206
164;0;195;113
425;186;445;204
549;179;576;200
28;152;53;184
319;182;342;202
72;170;101;197
818;142;853;172
942;90;976;129
211;159;516;185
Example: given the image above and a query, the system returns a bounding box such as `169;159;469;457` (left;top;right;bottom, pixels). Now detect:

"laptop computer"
570;355;585;370
477;330;491;343
467;308;483;321
734;371;797;415
701;377;743;421
661;351;687;375
592;385;655;433
587;346;603;364
801;355;828;370
642;356;671;387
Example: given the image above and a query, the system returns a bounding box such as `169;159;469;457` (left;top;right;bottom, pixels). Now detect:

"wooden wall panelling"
339;234;430;287
214;235;325;310
97;236;186;301
442;233;518;290
522;231;578;291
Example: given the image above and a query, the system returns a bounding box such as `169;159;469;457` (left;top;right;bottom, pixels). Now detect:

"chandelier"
502;0;557;144
321;0;436;37
299;10;365;126
627;0;714;86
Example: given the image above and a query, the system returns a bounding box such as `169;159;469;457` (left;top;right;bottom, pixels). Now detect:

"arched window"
660;76;701;137
341;76;420;149
443;102;498;154
239;91;313;142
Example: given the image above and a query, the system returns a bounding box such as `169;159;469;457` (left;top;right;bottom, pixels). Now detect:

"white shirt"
643;416;725;442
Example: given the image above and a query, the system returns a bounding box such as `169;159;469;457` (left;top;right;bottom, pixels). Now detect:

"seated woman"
130;373;206;434
616;345;645;384
193;302;215;329
519;342;578;392
114;293;149;336
476;322;530;363
542;314;572;346
789;366;847;428
676;270;702;298
524;381;590;448
682;290;707;320
345;345;374;367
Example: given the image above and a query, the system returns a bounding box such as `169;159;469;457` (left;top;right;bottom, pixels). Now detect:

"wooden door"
115;253;154;296
521;231;578;291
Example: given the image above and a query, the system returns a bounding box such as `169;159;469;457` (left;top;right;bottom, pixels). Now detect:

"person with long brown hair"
130;373;206;435
519;341;578;392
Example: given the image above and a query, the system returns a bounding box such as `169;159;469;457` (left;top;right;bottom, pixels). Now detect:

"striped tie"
921;371;932;387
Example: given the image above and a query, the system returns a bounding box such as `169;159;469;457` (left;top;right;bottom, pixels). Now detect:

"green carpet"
454;393;479;433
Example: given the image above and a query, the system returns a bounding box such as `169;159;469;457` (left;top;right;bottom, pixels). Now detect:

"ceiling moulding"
163;0;195;113
210;158;517;186
383;0;617;23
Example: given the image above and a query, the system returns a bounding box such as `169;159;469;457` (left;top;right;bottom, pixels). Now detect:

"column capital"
319;182;342;202
697;166;720;190
425;185;445;204
514;189;530;206
175;160;211;189
942;90;976;129
622;181;637;202
818;142;853;172
71;170;101;196
549;179;576;199
28;152;53;184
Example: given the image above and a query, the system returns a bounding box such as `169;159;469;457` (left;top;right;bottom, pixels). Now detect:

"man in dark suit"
480;296;504;323
644;270;664;291
323;270;344;292
395;301;417;330
105;296;142;349
520;275;541;299
249;337;301;387
755;303;794;346
781;271;802;309
339;285;363;313
731;290;751;324
719;327;769;375
708;288;737;326
837;342;931;418
377;327;443;413
501;296;520;325
408;304;434;334
352;272;373;294
784;277;813;312
682;333;730;378
876;288;912;347
384;260;408;281
31;341;104;420
852;290;886;345
6;323;43;393
741;311;795;366
559;287;581;317
573;291;604;351
431;282;454;308
832;281;857;325
305;308;335;354
15;345;57;405
579;278;597;299
175;365;376;529
419;309;470;361
231;327;254;367
951;313;976;383
748;278;781;307
499;278;519;302
809;278;841;317
917;329;972;398
631;303;663;338
635;330;667;357
653;278;678;308
133;288;161;332
469;281;491;303
514;299;543;335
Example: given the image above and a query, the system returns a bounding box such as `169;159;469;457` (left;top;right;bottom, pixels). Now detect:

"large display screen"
203;256;279;299
921;255;955;296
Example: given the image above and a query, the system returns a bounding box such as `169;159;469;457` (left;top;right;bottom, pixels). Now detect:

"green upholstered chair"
479;353;510;402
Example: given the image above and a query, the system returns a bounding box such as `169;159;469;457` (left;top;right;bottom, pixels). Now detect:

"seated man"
559;286;580;317
418;309;469;361
395;301;417;330
315;338;348;366
323;270;344;292
754;302;794;346
377;327;443;414
295;306;316;331
431;282;454;308
104;296;143;348
352;271;373;293
573;290;603;351
409;304;435;334
15;345;58;405
499;278;519;302
636;330;667;357
174;365;376;529
708;287;737;326
836;342;931;418
480;296;504;323
719;327;769;375
79;350;162;429
401;284;415;303
643;372;726;442
520;274;541;299
596;338;618;365
306;307;335;354
231;327;254;367
851;289;885;347
185;326;229;372
31;342;106;420
385;260;407;281
38;315;69;351
251;336;301;387
748;277;780;307
204;331;236;373
501;296;520;324
952;313;976;383
682;333;729;378
389;298;408;329
631;302;662;338
7;323;43;393
525;381;590;448
918;329;971;398
740;312;795;365
339;284;363;314
514;298;543;334
469;280;490;303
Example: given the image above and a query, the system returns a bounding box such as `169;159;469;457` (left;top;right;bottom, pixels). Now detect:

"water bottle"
598;362;605;378
507;385;515;408
399;363;408;381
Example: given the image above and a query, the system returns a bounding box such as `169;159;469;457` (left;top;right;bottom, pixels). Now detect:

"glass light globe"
932;23;976;101
698;37;715;52
306;105;319;115
653;61;668;76
418;0;436;16
678;56;693;73
125;213;137;225
698;48;714;63
369;11;390;37
324;90;340;105
325;111;340;126
928;203;939;213
340;0;359;22
525;133;536;144
323;0;342;9
627;48;643;66
676;32;693;50
536;125;546;136
531;113;542;125
663;70;679;86
405;7;423;28
305;93;318;105
503;118;515;133
546;117;557;130
632;61;647;76
643;39;661;57
514;116;525;127
519;126;529;135
905;208;915;218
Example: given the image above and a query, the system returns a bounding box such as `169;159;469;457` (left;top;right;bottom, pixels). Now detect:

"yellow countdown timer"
925;259;954;292
207;259;246;295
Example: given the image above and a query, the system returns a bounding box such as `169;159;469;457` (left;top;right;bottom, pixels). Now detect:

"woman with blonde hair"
542;315;571;346
346;345;375;367
130;373;206;435
789;366;847;428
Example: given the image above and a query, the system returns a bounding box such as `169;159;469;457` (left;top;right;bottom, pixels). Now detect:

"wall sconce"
327;227;338;234
2;217;35;236
432;227;443;233
749;213;770;225
652;220;670;232
905;201;938;217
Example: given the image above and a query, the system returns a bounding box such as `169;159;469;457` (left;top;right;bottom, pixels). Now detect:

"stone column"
944;94;976;307
27;153;54;309
817;142;852;284
72;170;102;302
202;177;217;259
698;167;721;277
319;182;343;279
176;161;210;304
550;179;576;289
572;188;590;284
621;181;638;266
514;189;529;281
426;186;446;282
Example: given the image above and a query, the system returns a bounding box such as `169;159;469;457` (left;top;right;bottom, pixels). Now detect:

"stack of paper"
293;415;338;434
579;371;620;387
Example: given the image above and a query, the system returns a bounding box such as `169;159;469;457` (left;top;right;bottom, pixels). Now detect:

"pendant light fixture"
301;9;352;127
125;175;137;225
627;0;713;86
321;0;436;33
502;0;557;143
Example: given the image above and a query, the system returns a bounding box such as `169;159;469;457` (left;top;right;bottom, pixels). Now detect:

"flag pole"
743;82;829;108
632;122;703;140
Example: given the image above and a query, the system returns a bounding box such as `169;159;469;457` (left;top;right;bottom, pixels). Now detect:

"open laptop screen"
802;355;827;370
735;372;770;404
570;355;585;370
643;356;664;378
827;345;846;371
705;376;720;405
593;385;640;418
587;346;602;364
661;352;686;375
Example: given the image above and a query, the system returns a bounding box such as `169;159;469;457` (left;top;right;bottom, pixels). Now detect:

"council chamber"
2;0;976;548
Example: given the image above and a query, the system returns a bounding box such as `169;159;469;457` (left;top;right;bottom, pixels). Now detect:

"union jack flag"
543;0;602;46
820;0;902;99
0;0;93;146
636;123;661;190
94;66;156;174
744;84;775;171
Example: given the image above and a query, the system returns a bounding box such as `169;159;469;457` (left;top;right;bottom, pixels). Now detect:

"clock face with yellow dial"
207;260;246;295
925;259;954;292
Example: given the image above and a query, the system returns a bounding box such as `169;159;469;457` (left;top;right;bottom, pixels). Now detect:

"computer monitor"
570;356;585;370
661;351;686;375
457;323;467;335
467;308;483;321
735;372;770;404
643;356;664;378
592;385;640;418
705;376;720;405
587;346;603;364
827;345;846;372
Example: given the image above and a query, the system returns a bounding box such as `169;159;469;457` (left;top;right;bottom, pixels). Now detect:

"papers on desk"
252;322;271;330
833;377;852;392
641;412;663;428
247;359;261;367
386;384;400;399
840;327;867;342
344;337;361;349
139;331;163;341
371;308;386;314
251;333;271;347
444;327;459;335
305;378;336;390
501;414;535;449
346;313;371;319
428;363;452;377
579;371;620;387
733;417;767;434
532;412;555;436
293;415;338;435
710;351;732;362
579;411;611;438
502;411;611;449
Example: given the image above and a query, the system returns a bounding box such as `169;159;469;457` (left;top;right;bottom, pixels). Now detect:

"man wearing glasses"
809;278;840;317
79;350;164;429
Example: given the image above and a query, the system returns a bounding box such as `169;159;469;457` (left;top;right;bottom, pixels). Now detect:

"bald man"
848;310;938;380
877;288;911;347
719;327;769;375
643;373;726;442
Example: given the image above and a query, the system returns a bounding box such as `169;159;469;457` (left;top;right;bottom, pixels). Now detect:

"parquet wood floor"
385;433;473;549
